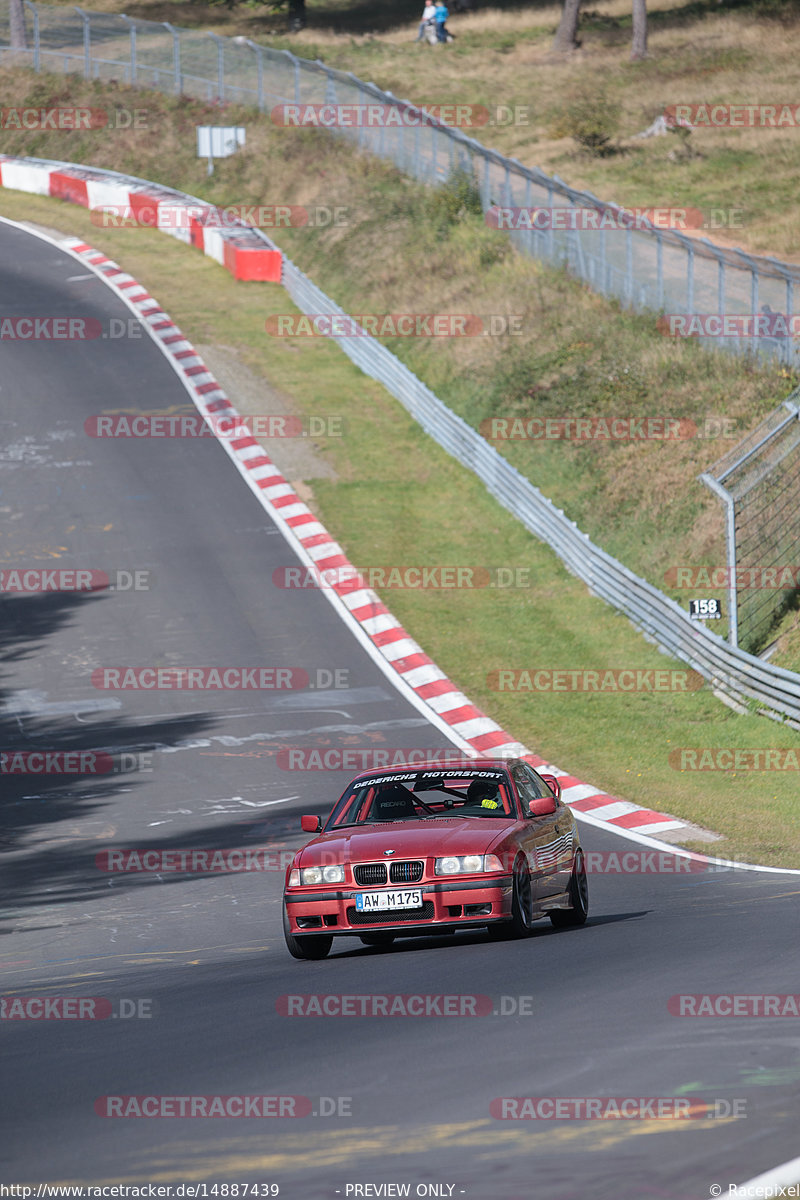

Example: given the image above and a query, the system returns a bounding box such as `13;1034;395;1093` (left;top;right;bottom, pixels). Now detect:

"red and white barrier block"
0;156;282;282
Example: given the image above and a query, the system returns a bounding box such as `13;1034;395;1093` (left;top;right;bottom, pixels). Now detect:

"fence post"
74;7;90;80
344;71;369;153
23;0;39;71
788;276;796;369
383;89;400;163
398;103;405;169
523;175;533;258
598;208;606;291
546;186;555;262
750;263;759;360
278;49;300;105
700;474;738;647
625;223;633;305
248;41;263;111
120;15;136;86
208;32;224;101
163;23;181;96
481;153;490;209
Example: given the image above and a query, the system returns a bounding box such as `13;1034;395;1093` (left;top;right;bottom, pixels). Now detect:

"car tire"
509;860;535;936
358;933;396;947
283;903;333;960
549;850;589;928
486;861;533;939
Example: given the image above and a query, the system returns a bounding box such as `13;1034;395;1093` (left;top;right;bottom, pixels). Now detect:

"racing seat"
370;784;418;822
463;779;503;812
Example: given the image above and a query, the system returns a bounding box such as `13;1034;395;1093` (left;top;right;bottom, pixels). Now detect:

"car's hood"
298;818;513;866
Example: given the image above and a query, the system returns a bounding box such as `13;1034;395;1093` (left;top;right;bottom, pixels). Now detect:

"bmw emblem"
383;849;395;856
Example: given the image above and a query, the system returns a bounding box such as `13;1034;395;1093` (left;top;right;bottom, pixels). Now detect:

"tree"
9;0;28;51
631;0;648;59
552;0;581;54
287;0;305;31
553;0;648;59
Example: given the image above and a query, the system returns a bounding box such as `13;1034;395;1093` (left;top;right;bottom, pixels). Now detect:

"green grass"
3;177;800;868
32;0;800;257
1;64;798;664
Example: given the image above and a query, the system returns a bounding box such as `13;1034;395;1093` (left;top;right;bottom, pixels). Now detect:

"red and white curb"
12;222;695;849
0;155;696;843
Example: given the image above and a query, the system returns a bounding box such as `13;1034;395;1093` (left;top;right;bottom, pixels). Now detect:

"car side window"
521;763;558;801
512;766;539;814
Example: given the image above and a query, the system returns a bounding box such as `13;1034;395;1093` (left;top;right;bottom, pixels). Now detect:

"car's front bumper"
284;875;513;937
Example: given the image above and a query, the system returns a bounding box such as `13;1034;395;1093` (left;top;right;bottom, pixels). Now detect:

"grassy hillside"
5;180;800;868
2;63;797;658
26;0;800;263
2;39;800;865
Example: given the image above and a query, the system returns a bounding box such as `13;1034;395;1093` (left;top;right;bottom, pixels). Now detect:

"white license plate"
355;889;423;912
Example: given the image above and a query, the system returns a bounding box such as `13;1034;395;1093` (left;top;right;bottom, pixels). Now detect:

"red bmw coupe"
283;758;588;959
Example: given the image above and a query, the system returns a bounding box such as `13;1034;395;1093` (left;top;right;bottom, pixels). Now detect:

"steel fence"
701;393;800;654
3;149;800;724
279;240;800;727
278;236;800;727
2;0;800;367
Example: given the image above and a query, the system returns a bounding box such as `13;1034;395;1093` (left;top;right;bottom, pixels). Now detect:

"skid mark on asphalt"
157;715;433;753
676;1065;800;1091
0;544;70;560
35;1115;742;1184
150;796;297;817
0;943;272;978
202;797;295;815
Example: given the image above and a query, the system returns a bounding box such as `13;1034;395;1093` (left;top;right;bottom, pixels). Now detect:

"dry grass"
27;0;800;260
3;82;800;862
1;62;794;657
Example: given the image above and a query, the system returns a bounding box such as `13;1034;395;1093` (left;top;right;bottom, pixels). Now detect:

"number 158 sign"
689;598;722;620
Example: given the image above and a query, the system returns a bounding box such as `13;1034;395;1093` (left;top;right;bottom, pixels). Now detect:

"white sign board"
196;126;246;159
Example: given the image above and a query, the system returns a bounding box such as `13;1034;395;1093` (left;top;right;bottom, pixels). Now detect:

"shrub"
426;168;484;231
552;92;620;157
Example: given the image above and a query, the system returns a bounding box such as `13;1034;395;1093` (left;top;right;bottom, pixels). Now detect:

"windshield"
327;769;515;828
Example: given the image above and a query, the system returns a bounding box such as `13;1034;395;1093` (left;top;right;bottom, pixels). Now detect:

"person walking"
415;1;436;40
434;1;451;42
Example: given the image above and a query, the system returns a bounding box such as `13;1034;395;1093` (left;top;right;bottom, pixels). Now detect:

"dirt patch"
195;344;338;495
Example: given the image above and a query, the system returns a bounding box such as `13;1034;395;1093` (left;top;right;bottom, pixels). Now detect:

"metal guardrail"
279;249;800;726
8;152;800;728
3;0;800;366
69;158;800;723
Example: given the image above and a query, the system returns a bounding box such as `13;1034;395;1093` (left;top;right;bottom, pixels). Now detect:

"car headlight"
435;854;503;875
290;864;345;885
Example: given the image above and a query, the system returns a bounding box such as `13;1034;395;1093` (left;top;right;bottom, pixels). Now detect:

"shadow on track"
0;591;218;919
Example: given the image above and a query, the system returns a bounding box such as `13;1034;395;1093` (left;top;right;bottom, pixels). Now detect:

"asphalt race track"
1;221;798;1200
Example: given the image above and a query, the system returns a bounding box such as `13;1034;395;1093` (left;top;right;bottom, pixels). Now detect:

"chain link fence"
701;392;800;654
3;0;800;367
276;236;800;727
3;148;800;722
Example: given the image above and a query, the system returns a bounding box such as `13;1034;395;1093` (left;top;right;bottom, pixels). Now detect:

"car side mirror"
527;793;557;817
540;774;561;801
301;815;322;833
